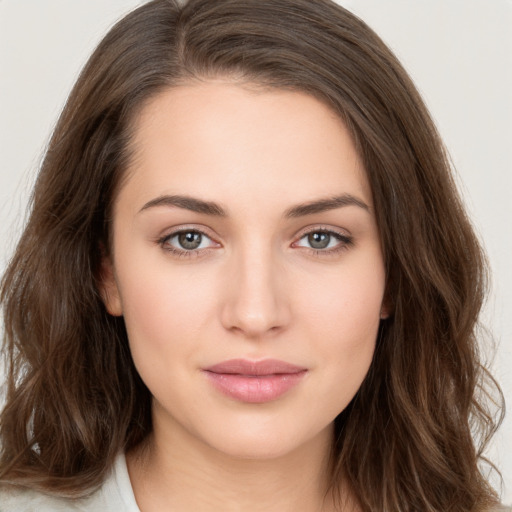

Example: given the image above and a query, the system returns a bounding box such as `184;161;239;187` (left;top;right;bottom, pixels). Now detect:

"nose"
220;246;291;339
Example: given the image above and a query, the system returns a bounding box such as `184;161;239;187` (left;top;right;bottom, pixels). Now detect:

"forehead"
119;81;372;216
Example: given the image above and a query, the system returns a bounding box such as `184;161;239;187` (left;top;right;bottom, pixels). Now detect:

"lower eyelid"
294;229;352;247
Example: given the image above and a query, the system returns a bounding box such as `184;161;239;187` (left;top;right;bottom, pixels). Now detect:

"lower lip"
203;371;307;403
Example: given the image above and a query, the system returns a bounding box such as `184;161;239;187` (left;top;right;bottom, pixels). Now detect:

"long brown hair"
0;0;504;509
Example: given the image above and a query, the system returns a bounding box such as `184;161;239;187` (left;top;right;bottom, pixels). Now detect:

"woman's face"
101;82;388;459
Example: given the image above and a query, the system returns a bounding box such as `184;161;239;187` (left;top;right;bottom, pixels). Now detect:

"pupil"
179;232;202;250
309;232;330;249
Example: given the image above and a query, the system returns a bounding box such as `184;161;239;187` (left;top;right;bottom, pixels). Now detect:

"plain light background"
1;0;511;503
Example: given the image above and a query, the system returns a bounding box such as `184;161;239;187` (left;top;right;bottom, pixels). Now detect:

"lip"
203;359;308;403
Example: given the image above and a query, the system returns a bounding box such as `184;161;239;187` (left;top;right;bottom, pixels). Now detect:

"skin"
100;81;388;512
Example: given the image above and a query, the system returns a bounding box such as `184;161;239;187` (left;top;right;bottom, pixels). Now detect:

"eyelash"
157;227;354;259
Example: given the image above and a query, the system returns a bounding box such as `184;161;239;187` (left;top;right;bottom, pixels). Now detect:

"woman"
0;0;507;510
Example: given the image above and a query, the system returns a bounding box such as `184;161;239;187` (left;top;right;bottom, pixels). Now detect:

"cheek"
296;256;384;401
299;257;385;346
310;287;380;378
114;253;219;361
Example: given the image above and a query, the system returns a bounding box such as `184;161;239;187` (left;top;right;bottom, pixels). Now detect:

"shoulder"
0;453;139;512
0;483;124;512
0;485;96;512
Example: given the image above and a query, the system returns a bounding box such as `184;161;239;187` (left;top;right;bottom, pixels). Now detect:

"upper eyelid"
160;225;218;241
293;225;352;244
161;224;349;236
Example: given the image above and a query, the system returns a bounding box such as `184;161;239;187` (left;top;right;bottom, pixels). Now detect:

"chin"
196;416;334;462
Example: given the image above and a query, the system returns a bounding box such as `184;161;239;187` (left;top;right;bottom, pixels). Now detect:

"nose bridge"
221;240;289;337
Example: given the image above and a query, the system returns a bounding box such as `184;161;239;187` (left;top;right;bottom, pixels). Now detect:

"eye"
294;228;353;255
158;228;218;257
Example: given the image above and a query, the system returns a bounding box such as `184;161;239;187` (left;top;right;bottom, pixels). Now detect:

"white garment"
0;453;140;512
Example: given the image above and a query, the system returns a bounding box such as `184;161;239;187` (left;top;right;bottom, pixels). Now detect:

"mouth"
202;359;308;403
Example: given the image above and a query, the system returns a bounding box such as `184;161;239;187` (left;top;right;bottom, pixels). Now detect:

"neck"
126;419;355;512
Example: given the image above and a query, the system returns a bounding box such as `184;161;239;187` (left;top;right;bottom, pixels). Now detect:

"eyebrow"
138;193;369;218
284;194;369;217
139;195;226;216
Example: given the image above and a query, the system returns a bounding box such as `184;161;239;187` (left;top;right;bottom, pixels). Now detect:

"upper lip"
204;359;307;376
